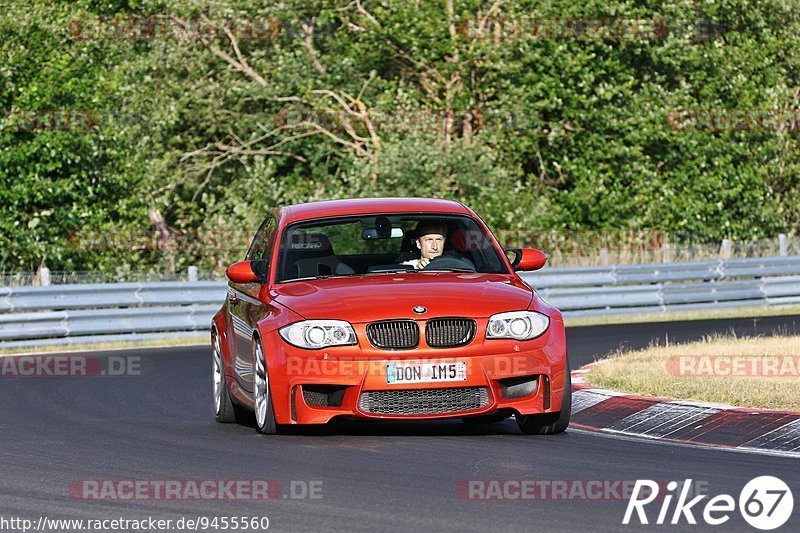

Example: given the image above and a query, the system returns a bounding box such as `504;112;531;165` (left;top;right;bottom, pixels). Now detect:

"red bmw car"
211;198;570;434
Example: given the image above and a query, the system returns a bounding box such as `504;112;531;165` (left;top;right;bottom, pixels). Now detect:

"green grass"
586;334;800;411
565;304;800;327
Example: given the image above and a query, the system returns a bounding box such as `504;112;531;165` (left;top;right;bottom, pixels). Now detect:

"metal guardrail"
1;256;799;347
520;256;800;317
523;256;800;287
0;281;224;312
0;305;219;341
0;282;225;347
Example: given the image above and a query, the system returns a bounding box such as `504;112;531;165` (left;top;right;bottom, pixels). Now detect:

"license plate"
386;362;467;384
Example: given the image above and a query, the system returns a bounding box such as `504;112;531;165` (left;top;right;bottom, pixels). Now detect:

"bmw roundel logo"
413;306;427;314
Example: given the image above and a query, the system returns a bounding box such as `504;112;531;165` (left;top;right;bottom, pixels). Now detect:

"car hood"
270;273;533;322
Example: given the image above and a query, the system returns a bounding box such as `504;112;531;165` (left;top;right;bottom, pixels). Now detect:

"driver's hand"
419;257;430;268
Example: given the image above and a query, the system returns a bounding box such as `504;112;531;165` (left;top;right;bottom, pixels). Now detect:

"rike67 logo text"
624;477;794;530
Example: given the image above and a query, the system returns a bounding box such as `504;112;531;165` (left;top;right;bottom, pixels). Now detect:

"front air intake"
425;317;476;348
366;320;419;350
358;387;489;415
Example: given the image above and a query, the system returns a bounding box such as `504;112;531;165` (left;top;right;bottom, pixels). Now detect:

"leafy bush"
1;0;798;272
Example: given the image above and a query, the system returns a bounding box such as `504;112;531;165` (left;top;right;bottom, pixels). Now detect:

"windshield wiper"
285;273;364;282
286;268;476;282
365;268;418;275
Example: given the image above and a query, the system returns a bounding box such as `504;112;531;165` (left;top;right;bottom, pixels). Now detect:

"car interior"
276;218;503;281
281;233;357;279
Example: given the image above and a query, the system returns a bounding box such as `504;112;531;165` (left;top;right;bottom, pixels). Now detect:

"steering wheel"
422;255;476;271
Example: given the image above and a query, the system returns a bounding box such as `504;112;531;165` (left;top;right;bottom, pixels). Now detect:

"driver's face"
416;233;445;260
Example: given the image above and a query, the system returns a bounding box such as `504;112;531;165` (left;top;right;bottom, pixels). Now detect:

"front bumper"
260;317;567;425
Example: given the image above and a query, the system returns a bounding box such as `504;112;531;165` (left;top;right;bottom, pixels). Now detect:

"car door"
229;215;276;394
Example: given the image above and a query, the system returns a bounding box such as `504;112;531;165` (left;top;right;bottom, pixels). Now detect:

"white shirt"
401;258;426;269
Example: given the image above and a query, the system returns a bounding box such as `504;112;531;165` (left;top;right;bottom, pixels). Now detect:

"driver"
401;221;447;269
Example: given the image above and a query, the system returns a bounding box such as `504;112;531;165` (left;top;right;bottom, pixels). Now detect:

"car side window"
246;216;277;261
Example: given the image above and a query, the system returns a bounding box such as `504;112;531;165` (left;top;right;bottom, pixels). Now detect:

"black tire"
213;331;247;423
252;338;283;434
461;412;510;424
516;361;571;435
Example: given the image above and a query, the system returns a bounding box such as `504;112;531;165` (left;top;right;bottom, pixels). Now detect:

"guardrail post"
38;267;51;286
778;234;788;256
720;239;732;259
599;248;609;266
188;265;198;282
661;242;673;263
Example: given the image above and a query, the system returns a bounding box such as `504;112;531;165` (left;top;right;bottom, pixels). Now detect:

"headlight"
279;320;357;349
486;311;549;340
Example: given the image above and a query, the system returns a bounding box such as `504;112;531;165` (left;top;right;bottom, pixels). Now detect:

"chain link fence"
0;269;225;287
499;233;799;267
2;234;797;286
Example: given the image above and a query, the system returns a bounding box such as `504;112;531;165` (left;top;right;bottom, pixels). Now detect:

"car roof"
280;197;472;223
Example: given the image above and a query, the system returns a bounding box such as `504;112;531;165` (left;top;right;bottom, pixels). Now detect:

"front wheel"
253;340;282;434
516;362;571;435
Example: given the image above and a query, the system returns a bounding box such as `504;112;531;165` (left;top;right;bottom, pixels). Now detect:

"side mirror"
506;248;547;271
226;259;269;284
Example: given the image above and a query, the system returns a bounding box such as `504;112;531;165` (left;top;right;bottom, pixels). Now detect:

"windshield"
276;214;509;282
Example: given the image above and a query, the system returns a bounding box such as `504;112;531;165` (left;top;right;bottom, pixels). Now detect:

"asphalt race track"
1;316;798;532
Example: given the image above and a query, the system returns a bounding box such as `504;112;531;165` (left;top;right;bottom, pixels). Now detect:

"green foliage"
0;0;148;271
1;0;798;272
